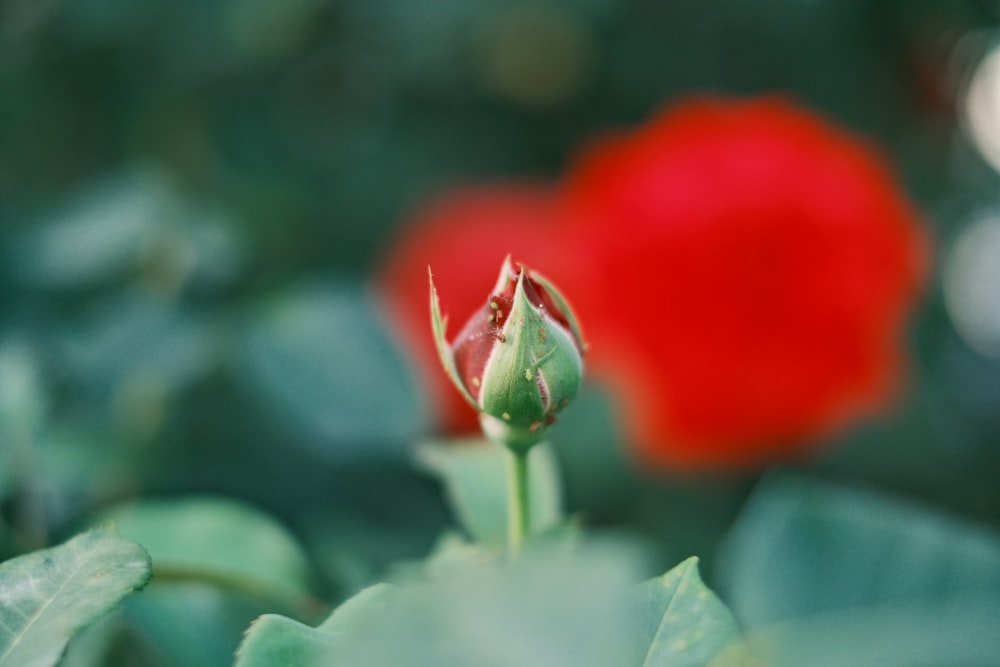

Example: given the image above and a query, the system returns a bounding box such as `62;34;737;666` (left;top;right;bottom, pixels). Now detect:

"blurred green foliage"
718;474;1000;665
3;0;1000;665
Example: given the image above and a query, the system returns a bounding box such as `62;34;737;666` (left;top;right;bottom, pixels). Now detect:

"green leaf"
717;474;1000;665
315;582;396;634
0;525;151;667
235;584;396;667
348;537;648;666
719;474;1000;621
622;557;741;667
12;168;173;288
126;584;283;667
12;167;245;292
59;611;124;667
236;615;334;667
99;497;312;605
737;601;1000;667
56;293;215;397
98;498;317;667
0;340;48;502
238;538;652;667
0;340;47;441
417;437;563;546
238;282;428;459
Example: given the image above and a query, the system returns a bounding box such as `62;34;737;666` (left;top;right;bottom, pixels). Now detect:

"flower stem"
152;566;329;622
507;447;531;556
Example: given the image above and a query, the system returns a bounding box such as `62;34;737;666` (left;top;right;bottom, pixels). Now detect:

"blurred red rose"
378;96;928;470
560;96;928;468
377;185;580;434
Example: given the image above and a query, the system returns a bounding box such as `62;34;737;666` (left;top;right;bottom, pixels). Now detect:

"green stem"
507;448;531;556
152;566;329;622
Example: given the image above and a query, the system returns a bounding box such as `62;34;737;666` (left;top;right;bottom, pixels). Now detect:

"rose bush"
380;96;928;469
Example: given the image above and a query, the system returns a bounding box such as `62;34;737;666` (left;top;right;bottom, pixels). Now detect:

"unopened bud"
430;257;584;450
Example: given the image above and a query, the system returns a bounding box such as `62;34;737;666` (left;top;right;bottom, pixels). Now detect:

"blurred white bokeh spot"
965;44;1000;174
944;214;1000;358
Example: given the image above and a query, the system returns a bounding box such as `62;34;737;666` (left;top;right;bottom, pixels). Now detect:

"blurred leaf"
738;600;1000;667
417;438;562;547
31;426;138;534
717;474;1000;665
225;0;326;61
11;166;245;294
328;537;647;666
58;293;215;398
719;473;1000;621
235;614;332;667
241;531;739;667
177;209;246;291
621;557;741;667
236;537;651;667
0;525;151;667
0;340;47;439
550;385;632;510
123;584;277;667
0;340;48;500
235;583;396;667
59;611;126;667
237;282;428;459
425;530;492;571
11;168;172;288
314;582;395;637
95;498;317;667
101;497;312;604
303;500;448;597
386;531;502;585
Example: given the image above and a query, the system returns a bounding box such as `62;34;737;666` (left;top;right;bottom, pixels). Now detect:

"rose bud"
429;257;585;451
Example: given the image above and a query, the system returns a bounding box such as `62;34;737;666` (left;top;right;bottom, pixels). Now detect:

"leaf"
0;340;47;440
315;582;396;635
717;473;1000;665
11;166;245;292
57;293;215;396
126;584;283;667
59;611;124;667
0;525;151;667
719;474;1000;622
11;168;173;288
238;537;651;667
235;584;396;667
98;498;316;667
237;282;428;459
100;497;312;604
236;614;334;667
621;557;741;667
417;437;563;546
0;340;48;501
738;601;1000;667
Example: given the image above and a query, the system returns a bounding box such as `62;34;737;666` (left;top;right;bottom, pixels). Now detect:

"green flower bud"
430;257;585;451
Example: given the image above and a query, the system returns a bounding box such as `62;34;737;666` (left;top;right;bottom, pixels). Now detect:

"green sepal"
428;267;479;410
531;269;586;350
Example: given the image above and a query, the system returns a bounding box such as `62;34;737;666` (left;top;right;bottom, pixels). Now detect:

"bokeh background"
4;1;1000;665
